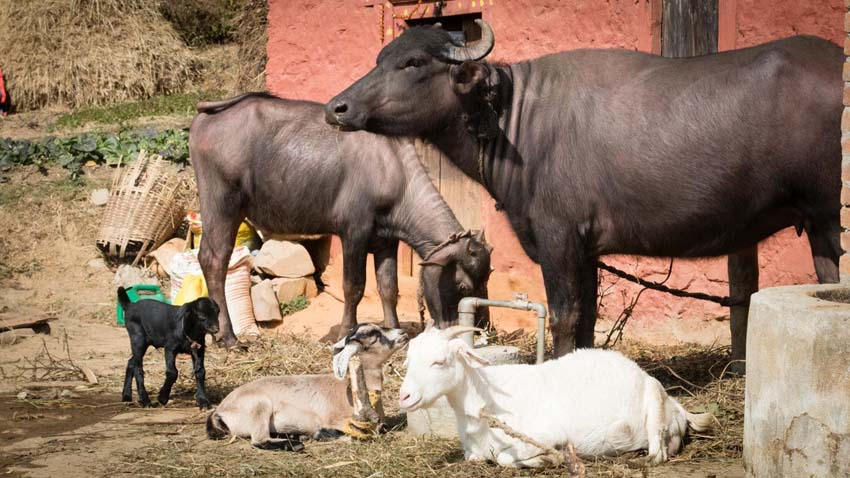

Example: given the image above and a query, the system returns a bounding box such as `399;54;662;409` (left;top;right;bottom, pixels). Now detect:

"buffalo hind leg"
538;235;585;357
728;246;759;375
373;241;401;329
197;205;242;347
576;259;598;348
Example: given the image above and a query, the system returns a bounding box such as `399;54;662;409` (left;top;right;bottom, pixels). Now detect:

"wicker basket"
96;151;186;265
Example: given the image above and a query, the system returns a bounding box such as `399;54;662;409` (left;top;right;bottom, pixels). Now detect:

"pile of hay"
231;0;268;92
0;0;201;111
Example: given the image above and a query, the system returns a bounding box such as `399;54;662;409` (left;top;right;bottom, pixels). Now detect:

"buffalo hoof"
215;333;239;349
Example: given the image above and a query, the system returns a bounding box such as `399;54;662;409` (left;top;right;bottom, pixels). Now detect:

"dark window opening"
406;12;482;44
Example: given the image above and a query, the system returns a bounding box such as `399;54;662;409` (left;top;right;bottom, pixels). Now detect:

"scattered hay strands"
113;330;743;477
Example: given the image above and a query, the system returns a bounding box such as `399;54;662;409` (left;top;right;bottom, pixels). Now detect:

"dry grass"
117;329;744;478
231;0;268;92
0;0;202;111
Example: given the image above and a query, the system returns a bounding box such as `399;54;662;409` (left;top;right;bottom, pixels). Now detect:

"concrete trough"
744;284;850;477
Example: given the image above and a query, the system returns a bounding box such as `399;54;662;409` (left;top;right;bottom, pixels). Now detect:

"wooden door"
662;0;718;58
398;139;484;277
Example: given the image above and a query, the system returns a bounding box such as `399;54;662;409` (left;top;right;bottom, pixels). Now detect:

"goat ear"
449;340;490;369
177;305;194;323
331;336;347;354
332;342;362;380
423;318;435;331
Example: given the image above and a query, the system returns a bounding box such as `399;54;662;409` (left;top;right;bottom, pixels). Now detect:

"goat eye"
431;360;446;367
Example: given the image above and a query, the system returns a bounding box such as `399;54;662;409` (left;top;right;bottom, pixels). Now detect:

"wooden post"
728;246;758;375
841;5;850;283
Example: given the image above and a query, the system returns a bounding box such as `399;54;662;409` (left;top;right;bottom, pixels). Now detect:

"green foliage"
52;91;224;129
159;0;237;47
0;129;189;178
279;295;309;317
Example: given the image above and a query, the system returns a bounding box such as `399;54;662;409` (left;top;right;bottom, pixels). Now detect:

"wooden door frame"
639;0;736;55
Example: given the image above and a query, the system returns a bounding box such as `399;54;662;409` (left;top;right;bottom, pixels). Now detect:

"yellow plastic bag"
189;217;255;250
173;273;208;305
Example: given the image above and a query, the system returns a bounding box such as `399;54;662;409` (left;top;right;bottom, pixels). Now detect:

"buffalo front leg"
538;238;585;358
373;241;401;329
198;214;241;347
728;246;758;375
338;236;369;339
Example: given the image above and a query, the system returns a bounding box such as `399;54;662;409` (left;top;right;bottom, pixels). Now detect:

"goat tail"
673;400;717;433
685;411;716;433
206;411;230;440
117;287;131;310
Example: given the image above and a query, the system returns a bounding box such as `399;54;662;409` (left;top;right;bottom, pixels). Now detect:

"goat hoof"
121;394;132;402
197;399;211;410
157;396;170;406
139;400;153;408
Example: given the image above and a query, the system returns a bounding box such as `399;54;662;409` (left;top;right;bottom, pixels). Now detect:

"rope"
416;230;477;325
480;412;585;475
597;261;746;307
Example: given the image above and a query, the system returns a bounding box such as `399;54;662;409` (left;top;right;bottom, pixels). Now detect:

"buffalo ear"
451;61;489;95
419;246;456;268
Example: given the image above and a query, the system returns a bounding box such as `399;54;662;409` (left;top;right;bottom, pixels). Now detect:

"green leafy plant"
0;129;190;178
279;295;309;317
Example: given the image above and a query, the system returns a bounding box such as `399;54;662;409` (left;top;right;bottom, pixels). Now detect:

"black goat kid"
118;287;220;409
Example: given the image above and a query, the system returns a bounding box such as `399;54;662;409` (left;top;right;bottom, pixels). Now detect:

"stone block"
744;285;850;477
251;280;282;322
305;278;319;299
254;240;315;278
840;254;850;279
272;277;307;303
842;207;850;229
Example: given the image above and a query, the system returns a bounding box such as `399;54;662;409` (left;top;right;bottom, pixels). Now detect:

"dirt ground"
0;166;745;477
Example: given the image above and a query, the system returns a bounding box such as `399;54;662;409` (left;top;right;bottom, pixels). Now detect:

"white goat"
399;326;715;467
207;324;408;450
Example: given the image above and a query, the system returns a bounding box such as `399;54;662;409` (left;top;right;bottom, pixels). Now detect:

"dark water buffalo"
190;93;491;346
325;21;842;358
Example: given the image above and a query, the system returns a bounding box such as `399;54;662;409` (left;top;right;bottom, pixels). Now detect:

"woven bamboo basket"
96;151;185;265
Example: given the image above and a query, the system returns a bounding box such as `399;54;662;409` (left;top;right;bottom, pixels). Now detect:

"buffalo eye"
403;57;426;69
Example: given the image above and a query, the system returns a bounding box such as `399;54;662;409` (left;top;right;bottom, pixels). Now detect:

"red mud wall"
266;0;840;331
734;0;844;48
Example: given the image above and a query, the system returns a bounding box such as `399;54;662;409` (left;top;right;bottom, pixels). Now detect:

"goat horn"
441;326;482;340
441;19;494;63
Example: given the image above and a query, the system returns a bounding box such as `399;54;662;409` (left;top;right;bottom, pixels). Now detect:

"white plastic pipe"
458;293;547;364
